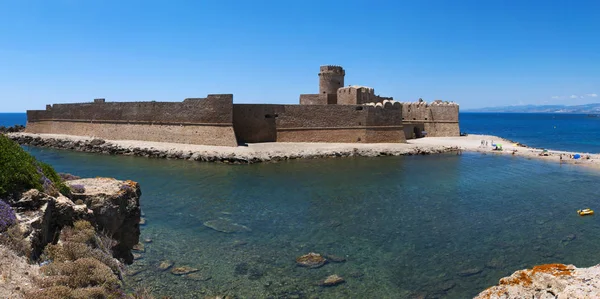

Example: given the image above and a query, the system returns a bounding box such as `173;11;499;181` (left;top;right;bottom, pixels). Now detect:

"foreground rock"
66;178;141;263
10;178;141;263
475;263;600;299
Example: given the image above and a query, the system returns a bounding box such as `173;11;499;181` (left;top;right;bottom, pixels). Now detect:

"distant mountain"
464;103;600;113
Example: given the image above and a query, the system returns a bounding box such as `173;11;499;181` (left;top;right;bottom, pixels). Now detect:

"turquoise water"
27;146;600;298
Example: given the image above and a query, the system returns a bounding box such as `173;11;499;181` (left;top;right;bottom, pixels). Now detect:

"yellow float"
577;208;594;216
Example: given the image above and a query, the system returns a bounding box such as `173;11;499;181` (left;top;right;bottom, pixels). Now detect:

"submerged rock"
457;267;483;277
323;254;346;263
157;260;174;271
296;253;327;268
171;266;200;275
186;272;212;281
204;218;251;233
319;274;345;287
132;243;145;253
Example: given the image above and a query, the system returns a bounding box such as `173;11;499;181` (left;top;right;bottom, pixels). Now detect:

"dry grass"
25;220;127;299
0;225;31;258
0;245;39;299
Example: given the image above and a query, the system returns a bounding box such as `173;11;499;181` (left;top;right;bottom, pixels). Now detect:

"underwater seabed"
27;147;600;298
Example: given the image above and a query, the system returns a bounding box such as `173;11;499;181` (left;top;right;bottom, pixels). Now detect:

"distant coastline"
464;102;600;113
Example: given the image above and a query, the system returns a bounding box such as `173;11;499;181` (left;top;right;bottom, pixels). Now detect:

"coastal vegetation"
0;135;150;298
0;134;69;197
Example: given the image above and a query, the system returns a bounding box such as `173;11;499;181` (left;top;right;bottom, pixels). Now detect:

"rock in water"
186;272;212;281
132;243;145;253
323;254;346;263
457;267;483;277
158;260;174;271
171;266;200;275
296;253;327;268
203;218;251;233
319;274;345;286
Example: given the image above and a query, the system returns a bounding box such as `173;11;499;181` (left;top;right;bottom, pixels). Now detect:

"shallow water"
27;147;600;298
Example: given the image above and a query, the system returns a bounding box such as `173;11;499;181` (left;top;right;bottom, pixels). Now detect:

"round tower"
318;65;345;95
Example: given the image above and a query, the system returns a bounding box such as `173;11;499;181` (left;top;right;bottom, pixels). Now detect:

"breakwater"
8;133;458;164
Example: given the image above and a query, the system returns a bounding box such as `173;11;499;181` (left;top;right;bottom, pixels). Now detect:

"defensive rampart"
400;100;460;139
233;103;405;144
26;95;238;146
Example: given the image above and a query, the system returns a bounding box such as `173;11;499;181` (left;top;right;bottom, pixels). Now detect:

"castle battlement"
319;65;345;74
26;65;459;146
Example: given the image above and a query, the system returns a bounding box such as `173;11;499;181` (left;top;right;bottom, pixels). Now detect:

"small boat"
577;208;594;216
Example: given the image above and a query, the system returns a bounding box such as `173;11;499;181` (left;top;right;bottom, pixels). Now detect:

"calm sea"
460;113;600;154
0;113;26;127
27;147;600;298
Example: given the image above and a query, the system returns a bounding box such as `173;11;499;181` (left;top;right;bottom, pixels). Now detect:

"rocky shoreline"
8;133;459;164
475;263;600;298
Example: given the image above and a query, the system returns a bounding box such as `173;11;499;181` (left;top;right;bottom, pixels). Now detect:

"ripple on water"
27;148;600;298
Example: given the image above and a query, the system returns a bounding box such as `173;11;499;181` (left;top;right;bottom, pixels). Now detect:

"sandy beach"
8;132;600;169
411;134;600;171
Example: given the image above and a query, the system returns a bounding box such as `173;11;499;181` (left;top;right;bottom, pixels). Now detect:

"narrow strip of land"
7;133;600;170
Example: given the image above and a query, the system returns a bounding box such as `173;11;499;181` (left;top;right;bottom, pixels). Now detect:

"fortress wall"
401;103;429;121
276;105;368;143
233;104;282;144
275;105;404;143
424;104;460;137
400;102;460;138
299;94;325;105
26;95;238;146
364;104;405;143
26;121;237;146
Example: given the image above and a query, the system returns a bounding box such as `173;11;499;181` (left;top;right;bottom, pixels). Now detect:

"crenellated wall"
399;100;460;138
26;95;239;146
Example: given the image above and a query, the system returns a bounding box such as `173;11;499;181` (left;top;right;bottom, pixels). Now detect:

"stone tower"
318;65;345;95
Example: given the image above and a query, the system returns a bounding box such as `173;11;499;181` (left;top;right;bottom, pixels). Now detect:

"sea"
6;112;600;298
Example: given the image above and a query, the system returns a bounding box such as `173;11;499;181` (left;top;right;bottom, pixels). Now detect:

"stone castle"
25;65;459;147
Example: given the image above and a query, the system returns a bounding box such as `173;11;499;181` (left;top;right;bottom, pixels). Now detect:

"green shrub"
0;135;69;197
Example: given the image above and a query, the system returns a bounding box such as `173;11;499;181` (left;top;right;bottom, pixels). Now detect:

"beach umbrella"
574;154;581;159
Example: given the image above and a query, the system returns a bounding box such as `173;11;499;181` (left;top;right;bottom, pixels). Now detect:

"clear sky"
1;0;599;112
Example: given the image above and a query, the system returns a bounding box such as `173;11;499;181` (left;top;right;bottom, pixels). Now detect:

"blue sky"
1;0;598;112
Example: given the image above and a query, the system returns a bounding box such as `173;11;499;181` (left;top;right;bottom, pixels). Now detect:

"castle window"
355;106;363;111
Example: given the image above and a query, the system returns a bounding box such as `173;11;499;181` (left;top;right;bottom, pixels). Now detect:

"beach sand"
410;134;600;171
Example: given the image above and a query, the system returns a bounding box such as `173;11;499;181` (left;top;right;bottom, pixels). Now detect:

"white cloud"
586;93;598;97
570;95;579;99
551;96;560;99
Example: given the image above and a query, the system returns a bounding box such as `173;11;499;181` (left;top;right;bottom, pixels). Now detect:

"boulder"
475;263;600;299
66;178;141;264
10;178;140;263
